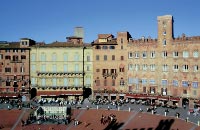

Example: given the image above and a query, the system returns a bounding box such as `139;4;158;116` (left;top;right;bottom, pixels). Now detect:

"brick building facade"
0;38;35;97
127;15;200;101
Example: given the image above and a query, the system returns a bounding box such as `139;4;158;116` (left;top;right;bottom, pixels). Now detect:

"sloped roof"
98;34;113;39
92;40;117;45
32;41;92;48
0;42;20;48
66;36;83;39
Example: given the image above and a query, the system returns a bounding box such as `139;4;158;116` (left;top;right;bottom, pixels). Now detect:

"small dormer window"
21;40;29;46
22;41;27;45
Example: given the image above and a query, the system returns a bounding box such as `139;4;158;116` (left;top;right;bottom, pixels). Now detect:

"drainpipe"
83;46;86;96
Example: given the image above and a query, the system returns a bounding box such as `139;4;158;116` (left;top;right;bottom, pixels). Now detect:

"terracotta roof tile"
98;34;113;39
92;40;117;45
32;42;92;47
0;42;20;48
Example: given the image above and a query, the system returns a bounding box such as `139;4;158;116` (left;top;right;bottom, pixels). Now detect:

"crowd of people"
100;114;117;125
33;97;83;107
21;112;72;126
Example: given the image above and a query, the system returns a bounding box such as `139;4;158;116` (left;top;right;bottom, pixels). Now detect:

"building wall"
127;15;200;99
93;32;130;99
30;45;93;98
0;47;30;93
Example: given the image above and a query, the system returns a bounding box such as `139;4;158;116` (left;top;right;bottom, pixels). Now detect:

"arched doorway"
30;88;37;99
182;98;189;107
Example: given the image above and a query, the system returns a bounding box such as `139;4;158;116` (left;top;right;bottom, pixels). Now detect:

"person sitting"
147;107;151;112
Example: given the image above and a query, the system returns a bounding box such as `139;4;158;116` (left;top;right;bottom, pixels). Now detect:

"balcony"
10;60;22;63
182;70;189;73
37;71;84;76
102;73;117;78
31;84;38;88
102;73;109;77
111;73;118;77
36;85;83;90
85;84;91;87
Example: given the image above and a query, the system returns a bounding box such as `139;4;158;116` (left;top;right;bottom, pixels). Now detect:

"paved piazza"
0;99;200;130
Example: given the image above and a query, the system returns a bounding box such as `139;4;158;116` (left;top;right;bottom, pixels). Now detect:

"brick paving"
1;108;200;130
124;112;199;130
69;109;132;130
0;109;22;129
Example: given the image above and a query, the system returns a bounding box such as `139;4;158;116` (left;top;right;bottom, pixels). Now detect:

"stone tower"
74;27;84;42
157;15;174;46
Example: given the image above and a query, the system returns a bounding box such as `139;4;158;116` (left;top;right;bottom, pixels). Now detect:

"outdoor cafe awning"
126;94;147;99
37;91;83;96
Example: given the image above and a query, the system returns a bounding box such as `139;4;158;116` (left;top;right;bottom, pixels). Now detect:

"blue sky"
0;0;200;43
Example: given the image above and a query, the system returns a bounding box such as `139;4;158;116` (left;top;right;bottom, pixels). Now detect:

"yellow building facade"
30;42;93;99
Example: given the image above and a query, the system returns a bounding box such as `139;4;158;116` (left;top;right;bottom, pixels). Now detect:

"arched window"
119;64;125;72
128;64;133;70
21;55;26;60
163;39;166;46
13;55;18;61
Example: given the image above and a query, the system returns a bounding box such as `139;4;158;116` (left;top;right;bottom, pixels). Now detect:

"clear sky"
0;0;200;43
